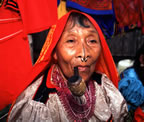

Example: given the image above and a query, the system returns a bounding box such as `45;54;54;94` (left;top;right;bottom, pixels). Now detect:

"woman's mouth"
77;66;89;72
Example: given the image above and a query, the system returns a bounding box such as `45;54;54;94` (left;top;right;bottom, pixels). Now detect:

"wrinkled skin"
53;18;101;82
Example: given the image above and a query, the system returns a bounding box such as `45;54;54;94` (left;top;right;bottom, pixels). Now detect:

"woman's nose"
77;44;90;61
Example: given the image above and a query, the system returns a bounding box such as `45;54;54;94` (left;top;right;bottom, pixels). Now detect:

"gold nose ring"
81;57;88;62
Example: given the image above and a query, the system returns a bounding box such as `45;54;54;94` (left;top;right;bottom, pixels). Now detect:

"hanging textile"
113;0;144;34
58;0;68;19
66;0;115;39
0;0;57;110
17;0;58;34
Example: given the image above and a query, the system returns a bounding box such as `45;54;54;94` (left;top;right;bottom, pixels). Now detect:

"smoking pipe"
67;67;86;96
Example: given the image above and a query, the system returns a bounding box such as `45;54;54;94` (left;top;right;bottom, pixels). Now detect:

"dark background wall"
107;29;144;63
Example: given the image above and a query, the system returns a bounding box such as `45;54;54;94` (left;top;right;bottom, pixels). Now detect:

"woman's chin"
81;76;91;83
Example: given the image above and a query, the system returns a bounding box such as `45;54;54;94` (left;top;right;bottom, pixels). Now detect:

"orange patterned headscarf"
18;10;119;98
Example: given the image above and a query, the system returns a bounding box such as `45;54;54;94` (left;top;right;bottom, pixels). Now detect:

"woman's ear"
53;51;58;61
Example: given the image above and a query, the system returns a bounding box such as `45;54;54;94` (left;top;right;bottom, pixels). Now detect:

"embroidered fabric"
51;65;96;121
66;0;115;39
8;66;128;122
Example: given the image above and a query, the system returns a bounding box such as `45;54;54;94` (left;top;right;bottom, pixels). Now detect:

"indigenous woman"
8;10;127;122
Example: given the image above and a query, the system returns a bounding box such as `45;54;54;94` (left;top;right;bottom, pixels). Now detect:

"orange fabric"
13;10;119;101
0;1;33;110
58;0;68;19
0;0;58;110
17;0;58;34
134;107;144;122
0;30;33;110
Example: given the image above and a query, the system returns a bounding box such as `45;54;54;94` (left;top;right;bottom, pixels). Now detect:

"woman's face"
53;18;101;82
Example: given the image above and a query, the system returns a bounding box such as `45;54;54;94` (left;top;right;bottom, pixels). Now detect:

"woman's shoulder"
8;75;60;122
93;72;117;90
16;76;43;103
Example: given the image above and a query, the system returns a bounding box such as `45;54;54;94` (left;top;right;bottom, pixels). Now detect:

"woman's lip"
77;66;89;72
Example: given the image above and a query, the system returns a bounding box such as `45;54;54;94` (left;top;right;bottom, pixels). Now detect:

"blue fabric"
66;0;115;39
91;15;115;39
119;68;144;111
57;0;60;6
66;0;114;15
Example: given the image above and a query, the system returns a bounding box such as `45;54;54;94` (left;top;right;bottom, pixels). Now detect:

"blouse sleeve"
102;75;128;122
7;77;52;122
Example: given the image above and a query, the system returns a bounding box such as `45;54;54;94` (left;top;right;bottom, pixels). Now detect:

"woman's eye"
66;40;75;43
89;40;97;43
